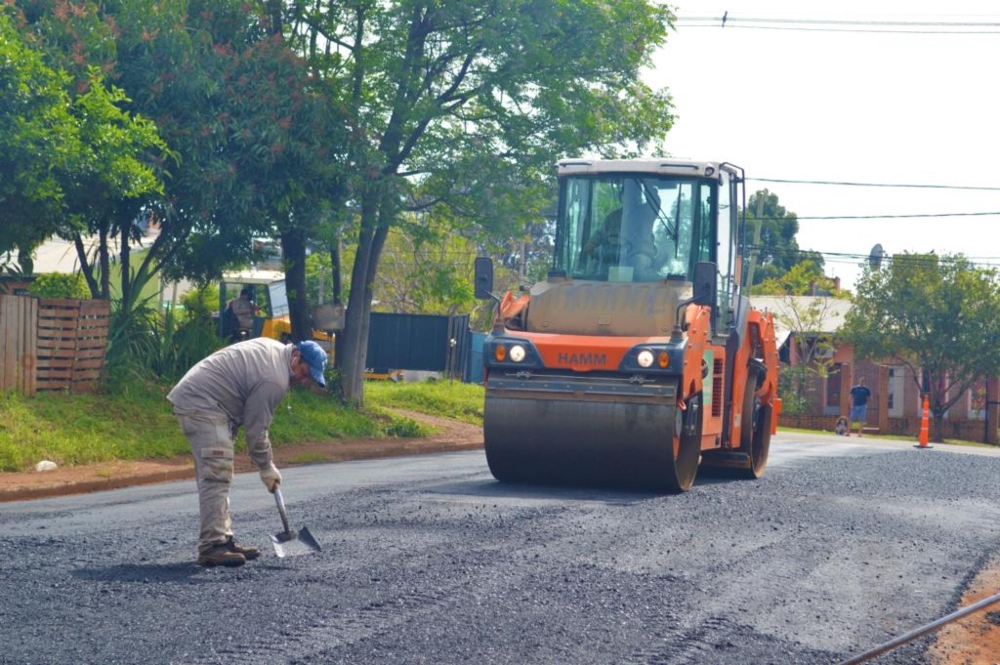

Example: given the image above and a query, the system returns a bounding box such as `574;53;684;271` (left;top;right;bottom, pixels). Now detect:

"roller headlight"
620;343;682;373
485;337;542;369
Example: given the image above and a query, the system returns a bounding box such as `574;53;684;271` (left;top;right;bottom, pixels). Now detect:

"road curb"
0;440;485;503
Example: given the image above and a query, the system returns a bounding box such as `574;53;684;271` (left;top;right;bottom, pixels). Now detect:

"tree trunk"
75;234;100;298
99;225;111;299
120;225;131;308
339;192;380;406
281;229;311;342
329;239;344;370
339;185;392;406
932;413;945;443
931;399;947;443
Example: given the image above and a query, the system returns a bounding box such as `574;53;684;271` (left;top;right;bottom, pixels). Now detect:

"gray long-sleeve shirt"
167;338;294;468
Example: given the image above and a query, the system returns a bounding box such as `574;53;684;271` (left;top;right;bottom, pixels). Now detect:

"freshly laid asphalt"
2;432;999;664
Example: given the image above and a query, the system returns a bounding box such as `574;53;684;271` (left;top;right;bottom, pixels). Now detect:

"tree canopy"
6;0;678;406
0;8;165;275
751;260;844;297
282;0;678;404
841;252;1000;441
745;189;824;288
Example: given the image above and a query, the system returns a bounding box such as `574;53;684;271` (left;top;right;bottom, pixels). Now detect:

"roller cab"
476;159;780;492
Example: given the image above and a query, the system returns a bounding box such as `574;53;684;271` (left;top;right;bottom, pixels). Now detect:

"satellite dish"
869;243;886;269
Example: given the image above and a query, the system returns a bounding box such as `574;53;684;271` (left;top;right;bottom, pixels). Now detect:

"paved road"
2;433;999;664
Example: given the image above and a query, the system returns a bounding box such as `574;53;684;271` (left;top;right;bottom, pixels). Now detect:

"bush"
28;273;89;299
178;284;219;324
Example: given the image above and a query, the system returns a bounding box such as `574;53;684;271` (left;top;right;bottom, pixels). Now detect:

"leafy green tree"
0;9;89;270
745;190;824;287
108;0;344;340
64;76;170;304
842;252;1000;441
16;0;342;329
763;293;844;415
751;260;845;297
286;0;677;405
9;1;171;296
374;224;477;316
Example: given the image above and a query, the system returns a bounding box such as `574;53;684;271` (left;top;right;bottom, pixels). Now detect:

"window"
888;366;904;418
826;364;841;408
969;380;987;420
556;174;717;283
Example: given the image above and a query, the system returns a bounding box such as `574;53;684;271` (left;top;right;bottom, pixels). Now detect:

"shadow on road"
424;479;665;505
71;562;211;584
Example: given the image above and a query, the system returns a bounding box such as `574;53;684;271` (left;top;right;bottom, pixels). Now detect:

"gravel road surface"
2;433;999;665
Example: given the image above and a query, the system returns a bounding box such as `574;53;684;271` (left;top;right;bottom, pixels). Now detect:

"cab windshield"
555;174;715;282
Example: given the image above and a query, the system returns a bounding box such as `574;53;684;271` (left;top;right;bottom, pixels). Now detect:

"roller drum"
484;394;686;492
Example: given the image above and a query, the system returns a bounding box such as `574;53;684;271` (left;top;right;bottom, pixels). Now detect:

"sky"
645;0;1000;290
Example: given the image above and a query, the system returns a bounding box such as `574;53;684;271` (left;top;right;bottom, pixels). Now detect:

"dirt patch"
0;409;483;503
926;552;1000;665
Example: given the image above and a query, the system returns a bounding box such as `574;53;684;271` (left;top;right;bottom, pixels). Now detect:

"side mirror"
671;261;718;343
474;256;495;300
692;261;717;306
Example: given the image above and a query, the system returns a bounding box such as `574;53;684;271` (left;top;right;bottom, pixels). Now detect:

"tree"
751;260;844;297
286;0;677;405
750;256;850;416
0;9;151;275
762;293;845;415
745;189;824;287
15;0;342;326
842;252;1000;441
107;0;344;335
7;2;172;296
374;223;477;317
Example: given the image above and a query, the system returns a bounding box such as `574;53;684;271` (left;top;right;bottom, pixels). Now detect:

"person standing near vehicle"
228;288;257;334
167;337;328;567
848;376;873;437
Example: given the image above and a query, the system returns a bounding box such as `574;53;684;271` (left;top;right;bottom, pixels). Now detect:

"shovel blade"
270;526;321;558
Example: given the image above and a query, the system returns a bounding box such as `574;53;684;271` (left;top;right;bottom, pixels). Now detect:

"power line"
679;16;1000;27
676;15;1000;34
750;178;1000;191
763;212;1000;221
749;246;1000;269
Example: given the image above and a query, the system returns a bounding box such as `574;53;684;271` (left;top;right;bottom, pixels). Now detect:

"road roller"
474;158;781;492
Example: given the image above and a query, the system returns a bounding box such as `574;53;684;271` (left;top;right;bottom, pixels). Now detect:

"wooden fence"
0;295;110;396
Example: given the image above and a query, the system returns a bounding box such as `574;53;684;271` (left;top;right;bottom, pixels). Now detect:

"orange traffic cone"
914;394;933;449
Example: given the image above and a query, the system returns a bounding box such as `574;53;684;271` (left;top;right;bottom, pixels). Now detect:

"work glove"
259;462;282;493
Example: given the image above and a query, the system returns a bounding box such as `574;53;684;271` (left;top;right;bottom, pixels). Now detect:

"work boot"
197;543;246;567
225;537;261;561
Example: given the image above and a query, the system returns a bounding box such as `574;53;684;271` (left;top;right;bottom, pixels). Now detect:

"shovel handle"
273;487;293;535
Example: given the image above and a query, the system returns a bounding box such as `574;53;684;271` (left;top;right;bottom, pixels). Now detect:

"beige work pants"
175;411;236;551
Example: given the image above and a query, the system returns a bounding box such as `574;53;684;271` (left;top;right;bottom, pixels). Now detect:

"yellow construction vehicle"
219;269;335;356
474;158;781;492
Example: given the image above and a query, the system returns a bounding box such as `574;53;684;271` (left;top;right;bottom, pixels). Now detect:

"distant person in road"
848;376;872;437
167;338;328;567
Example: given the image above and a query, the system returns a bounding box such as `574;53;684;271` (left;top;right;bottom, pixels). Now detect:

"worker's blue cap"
296;341;327;388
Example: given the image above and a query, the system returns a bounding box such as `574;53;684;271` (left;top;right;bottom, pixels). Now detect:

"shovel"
270;487;321;558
